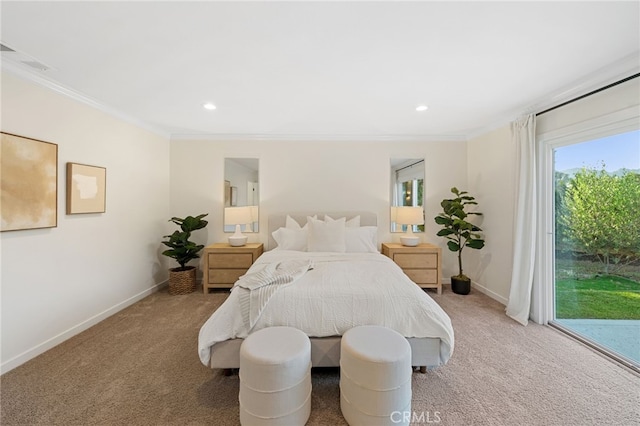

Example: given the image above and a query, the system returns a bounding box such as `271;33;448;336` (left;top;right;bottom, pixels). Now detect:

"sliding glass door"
551;130;640;367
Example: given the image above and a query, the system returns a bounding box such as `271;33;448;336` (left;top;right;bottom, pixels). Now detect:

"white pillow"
286;214;316;230
345;226;378;253
272;227;308;251
324;214;360;228
307;216;346;252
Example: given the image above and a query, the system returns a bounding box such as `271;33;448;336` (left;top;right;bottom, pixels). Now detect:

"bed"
198;212;454;373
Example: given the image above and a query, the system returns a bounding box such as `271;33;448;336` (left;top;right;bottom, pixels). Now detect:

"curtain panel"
506;114;537;325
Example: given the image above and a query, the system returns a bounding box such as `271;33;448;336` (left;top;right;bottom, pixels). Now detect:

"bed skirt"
209;336;442;370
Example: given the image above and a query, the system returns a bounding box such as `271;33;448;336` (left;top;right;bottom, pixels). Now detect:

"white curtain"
506;114;537;326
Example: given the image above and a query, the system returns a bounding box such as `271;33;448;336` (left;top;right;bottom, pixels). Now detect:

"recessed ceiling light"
416;105;428;112
203;102;216;110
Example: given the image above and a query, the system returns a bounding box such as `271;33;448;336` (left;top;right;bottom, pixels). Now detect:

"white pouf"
340;325;412;426
239;326;311;426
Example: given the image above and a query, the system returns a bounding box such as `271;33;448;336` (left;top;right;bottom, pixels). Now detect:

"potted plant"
161;214;208;295
434;188;485;295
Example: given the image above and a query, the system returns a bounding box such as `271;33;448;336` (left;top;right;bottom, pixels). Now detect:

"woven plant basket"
168;267;196;295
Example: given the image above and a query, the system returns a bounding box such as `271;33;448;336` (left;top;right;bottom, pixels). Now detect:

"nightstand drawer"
381;243;442;294
208;253;254;269
208;269;246;284
202;243;263;293
404;269;438;284
394;253;437;269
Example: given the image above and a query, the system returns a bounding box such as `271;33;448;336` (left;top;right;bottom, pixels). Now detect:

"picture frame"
66;162;106;214
1;132;58;232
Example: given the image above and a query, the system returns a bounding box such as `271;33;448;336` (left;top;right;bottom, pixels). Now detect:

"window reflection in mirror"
390;158;425;233
224;158;259;233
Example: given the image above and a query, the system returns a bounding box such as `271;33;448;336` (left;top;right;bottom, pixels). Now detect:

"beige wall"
466;125;516;304
1;71;517;373
1;72;171;373
169;138;470;278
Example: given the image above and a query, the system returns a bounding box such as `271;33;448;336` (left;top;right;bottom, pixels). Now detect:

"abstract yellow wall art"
1;132;58;232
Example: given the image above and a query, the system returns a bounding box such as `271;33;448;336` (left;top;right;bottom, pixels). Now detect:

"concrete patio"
555;319;640;365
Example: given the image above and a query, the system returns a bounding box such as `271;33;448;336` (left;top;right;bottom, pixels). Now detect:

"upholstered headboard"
267;211;377;251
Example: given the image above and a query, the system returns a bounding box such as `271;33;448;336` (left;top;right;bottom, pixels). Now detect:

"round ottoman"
340;325;412;426
239;326;311;426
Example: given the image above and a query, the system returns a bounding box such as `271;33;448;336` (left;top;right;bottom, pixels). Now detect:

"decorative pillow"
324;214;360;228
286;214;316;230
272;227;308;251
345;226;378;253
307;216;346;252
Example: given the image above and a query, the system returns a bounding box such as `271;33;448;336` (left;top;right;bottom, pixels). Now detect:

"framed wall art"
66;162;106;214
1;132;58;232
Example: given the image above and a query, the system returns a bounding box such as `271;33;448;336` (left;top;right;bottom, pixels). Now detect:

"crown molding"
1;61;170;139
466;52;640;140
5;51;637;144
169;132;467;142
526;52;640;115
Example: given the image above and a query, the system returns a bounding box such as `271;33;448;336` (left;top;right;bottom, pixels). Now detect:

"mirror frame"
224;158;259;233
390;158;425;233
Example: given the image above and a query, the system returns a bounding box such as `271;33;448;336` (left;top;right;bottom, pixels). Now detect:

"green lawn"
555;275;640;319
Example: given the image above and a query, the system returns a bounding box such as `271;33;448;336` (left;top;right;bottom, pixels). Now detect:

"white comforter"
198;250;454;366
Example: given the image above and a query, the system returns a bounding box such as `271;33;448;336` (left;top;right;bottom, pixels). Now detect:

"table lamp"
396;206;424;246
224;206;252;246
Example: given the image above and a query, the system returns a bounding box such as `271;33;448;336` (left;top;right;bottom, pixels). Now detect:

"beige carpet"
1;286;638;426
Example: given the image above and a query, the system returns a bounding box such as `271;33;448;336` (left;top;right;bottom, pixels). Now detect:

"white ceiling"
1;1;639;141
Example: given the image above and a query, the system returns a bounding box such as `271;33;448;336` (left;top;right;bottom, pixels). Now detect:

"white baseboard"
442;278;509;306
0;280;167;375
471;280;508;306
441;279;508;305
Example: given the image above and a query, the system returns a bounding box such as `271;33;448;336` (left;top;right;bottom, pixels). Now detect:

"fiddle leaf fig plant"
162;214;209;271
434;188;485;280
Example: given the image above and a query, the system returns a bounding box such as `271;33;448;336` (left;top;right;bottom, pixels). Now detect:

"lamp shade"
225;207;252;246
224;206;252;226
396;206;423;247
395;206;424;225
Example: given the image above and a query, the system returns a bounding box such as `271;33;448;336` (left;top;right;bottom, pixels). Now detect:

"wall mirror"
224;158;259;233
390;158;425;233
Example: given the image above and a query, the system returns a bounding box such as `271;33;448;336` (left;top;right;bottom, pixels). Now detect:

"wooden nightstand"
202;243;263;293
381;243;442;294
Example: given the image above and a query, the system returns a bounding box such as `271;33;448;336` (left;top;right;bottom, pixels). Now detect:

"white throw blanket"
233;259;314;330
